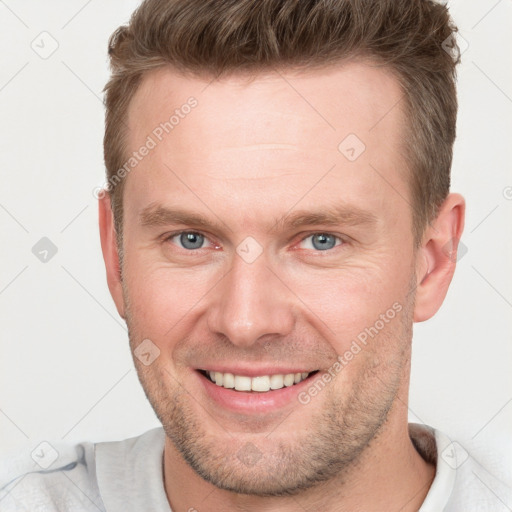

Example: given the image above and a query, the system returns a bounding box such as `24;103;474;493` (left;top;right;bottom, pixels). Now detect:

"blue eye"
300;233;341;251
166;231;342;253
172;232;207;250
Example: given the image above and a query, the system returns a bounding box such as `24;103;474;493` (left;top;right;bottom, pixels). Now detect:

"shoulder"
0;440;105;512
0;428;167;512
445;440;512;512
413;424;512;512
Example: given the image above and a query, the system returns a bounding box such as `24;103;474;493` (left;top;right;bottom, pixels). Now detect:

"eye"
168;231;212;250
298;233;343;251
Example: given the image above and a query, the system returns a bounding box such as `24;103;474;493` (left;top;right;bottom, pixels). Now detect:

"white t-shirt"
1;424;510;511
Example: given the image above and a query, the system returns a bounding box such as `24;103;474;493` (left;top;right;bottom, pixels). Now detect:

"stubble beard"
125;285;414;497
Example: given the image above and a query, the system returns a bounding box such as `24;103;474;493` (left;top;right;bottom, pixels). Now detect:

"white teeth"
223;372;235;389
269;374;284;390
252;376;270;392
234;375;252;391
283;374;295;387
205;370;312;392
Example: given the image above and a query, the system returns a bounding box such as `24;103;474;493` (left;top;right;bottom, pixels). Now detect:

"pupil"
313;233;335;250
181;232;203;249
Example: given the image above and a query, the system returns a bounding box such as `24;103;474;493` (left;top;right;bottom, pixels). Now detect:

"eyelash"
163;230;346;254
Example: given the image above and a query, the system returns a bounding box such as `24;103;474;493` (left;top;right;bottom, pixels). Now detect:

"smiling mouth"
198;369;320;392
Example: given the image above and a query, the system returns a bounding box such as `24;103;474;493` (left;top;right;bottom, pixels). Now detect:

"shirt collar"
411;423;457;511
95;427;172;512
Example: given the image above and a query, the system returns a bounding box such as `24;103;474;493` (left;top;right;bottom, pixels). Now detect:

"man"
1;0;511;510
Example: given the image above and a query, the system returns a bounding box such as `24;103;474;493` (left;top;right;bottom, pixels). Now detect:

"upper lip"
196;366;318;377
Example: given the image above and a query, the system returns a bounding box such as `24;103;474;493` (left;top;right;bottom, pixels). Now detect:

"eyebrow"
139;203;378;233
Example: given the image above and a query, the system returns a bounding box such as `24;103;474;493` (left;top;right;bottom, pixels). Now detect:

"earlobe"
413;193;466;323
98;194;126;319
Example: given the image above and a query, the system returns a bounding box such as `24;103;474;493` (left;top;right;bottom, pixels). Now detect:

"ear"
98;193;126;319
413;193;466;322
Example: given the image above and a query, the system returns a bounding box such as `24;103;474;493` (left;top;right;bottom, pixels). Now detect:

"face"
114;63;421;495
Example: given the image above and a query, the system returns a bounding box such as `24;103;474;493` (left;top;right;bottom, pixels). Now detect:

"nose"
206;249;295;348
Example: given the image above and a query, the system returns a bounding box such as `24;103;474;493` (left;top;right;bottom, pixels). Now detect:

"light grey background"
1;0;511;485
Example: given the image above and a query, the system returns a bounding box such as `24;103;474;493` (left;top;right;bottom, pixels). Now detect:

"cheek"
122;256;214;341
283;262;409;353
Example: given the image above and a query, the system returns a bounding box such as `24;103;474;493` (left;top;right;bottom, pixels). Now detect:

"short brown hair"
104;0;461;247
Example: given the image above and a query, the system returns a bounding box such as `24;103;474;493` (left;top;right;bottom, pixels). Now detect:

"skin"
99;62;465;511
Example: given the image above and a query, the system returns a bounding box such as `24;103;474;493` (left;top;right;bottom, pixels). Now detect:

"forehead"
128;61;405;148
123;62;410;236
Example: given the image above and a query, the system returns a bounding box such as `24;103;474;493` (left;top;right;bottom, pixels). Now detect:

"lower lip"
195;370;317;414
